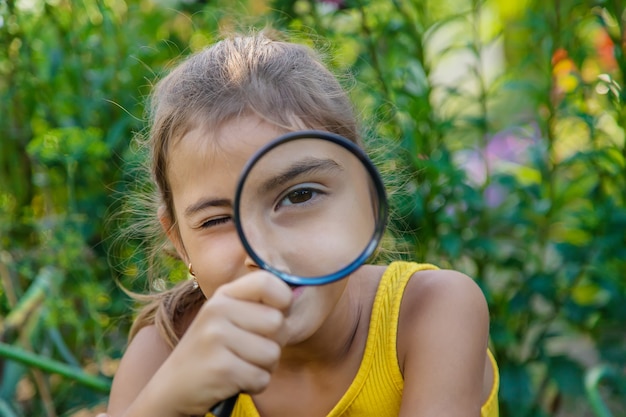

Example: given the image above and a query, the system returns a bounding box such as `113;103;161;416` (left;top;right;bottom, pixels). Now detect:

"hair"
126;29;363;348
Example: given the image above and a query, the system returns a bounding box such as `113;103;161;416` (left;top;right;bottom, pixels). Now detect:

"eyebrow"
184;198;231;218
258;157;343;195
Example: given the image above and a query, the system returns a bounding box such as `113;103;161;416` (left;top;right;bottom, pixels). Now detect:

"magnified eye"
277;186;324;209
286;189;314;204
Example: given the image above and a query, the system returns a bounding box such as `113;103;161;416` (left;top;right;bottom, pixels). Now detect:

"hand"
148;271;293;416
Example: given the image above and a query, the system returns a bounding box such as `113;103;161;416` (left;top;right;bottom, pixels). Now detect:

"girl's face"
164;116;371;344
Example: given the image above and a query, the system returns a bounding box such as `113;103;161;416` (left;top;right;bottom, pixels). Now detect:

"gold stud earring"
188;263;199;290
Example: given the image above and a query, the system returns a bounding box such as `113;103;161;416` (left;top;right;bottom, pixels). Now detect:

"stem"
0;251;18;307
529;266;587;411
0;342;112;393
472;0;491;185
355;1;393;108
585;365;618;417
0;267;62;335
390;0;426;67
389;0;440;157
31;362;56;417
0;398;19;417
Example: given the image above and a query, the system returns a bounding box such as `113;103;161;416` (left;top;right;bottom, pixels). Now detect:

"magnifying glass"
235;130;388;284
211;130;388;416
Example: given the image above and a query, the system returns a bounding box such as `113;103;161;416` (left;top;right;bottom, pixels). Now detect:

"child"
105;30;499;417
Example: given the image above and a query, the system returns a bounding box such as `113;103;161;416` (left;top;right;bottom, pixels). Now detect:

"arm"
107;325;182;417
398;269;490;417
106;272;293;417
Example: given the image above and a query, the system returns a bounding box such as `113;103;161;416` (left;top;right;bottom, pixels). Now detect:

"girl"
105;30;499;417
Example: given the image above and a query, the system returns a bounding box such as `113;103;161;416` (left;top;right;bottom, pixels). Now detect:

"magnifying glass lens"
236;134;385;284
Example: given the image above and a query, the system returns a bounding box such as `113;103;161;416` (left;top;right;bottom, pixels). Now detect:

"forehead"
167;116;287;194
177;116;286;158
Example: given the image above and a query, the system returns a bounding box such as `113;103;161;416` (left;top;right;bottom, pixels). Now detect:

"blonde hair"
128;29;361;347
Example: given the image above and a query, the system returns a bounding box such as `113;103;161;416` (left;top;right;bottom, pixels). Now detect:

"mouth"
289;284;306;299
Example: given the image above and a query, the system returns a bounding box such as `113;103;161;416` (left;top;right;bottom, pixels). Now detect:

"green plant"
1;0;625;415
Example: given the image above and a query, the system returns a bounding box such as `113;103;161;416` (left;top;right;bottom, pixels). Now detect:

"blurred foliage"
1;0;625;416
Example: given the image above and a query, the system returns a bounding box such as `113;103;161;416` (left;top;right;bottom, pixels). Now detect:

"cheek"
316;222;369;268
186;231;246;292
277;208;372;278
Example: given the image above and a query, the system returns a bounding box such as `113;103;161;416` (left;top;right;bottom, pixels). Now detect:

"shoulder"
396;268;490;415
130;324;174;355
397;268;490;371
107;325;173;415
403;268;488;315
398;268;489;344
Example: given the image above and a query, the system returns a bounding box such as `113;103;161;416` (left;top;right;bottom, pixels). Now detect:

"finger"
229;353;273;394
217;297;286;338
217;272;293;311
204;354;272;402
224;325;283;372
188;303;283;371
215;346;274;395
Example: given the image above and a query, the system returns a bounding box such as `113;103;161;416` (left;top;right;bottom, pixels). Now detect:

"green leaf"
500;362;534;415
549;355;585;397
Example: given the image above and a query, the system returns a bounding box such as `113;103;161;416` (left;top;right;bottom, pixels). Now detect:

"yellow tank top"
209;261;499;417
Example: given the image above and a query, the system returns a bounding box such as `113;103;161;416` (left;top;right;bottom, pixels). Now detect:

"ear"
158;205;189;264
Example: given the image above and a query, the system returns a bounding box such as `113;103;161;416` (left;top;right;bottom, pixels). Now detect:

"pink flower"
455;126;541;207
318;0;345;9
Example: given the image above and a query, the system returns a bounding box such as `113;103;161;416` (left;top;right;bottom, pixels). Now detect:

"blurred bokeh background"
1;0;625;416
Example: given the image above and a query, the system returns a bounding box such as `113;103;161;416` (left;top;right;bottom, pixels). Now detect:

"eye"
283;189;315;205
276;186;326;209
200;216;232;229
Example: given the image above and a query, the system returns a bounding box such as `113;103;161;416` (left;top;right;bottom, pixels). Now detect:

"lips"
290;285;306;299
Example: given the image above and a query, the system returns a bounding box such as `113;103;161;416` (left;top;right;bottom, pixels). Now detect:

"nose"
244;253;260;271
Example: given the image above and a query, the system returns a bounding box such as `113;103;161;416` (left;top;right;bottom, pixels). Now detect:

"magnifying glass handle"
210;395;238;417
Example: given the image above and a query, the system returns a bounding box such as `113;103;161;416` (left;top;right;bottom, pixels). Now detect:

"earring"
188;263;199;290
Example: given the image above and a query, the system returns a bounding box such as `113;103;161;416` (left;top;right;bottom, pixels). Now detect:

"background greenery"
1;0;625;416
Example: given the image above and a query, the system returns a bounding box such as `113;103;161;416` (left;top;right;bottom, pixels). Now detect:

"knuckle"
256;272;276;290
245;369;271;393
200;294;225;316
204;322;226;343
211;285;231;301
264;309;284;331
264;340;281;362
